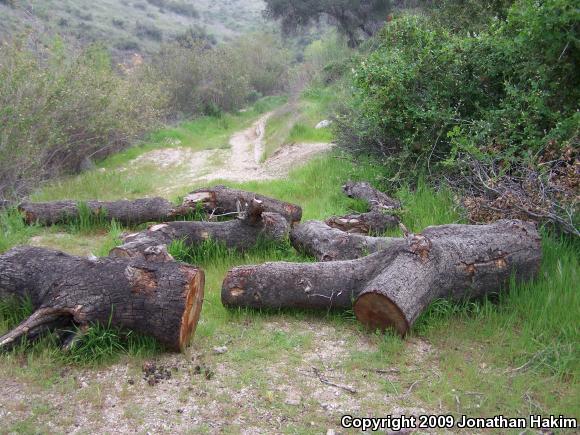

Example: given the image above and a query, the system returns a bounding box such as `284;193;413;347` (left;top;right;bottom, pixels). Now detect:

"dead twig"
312;367;357;395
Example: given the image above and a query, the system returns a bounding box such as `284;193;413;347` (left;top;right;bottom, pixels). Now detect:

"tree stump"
0;247;205;351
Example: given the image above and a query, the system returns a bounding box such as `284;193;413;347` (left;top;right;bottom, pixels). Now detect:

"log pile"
1;181;544;351
223;220;542;335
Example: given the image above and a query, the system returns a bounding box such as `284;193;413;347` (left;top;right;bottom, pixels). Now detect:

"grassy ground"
0;105;578;432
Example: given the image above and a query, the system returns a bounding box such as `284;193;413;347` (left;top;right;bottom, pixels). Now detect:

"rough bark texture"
222;240;408;310
0;247;204;352
223;220;541;336
342;181;401;210
19;197;187;226
110;211;289;260
181;185;302;226
325;211;400;235
354;220;541;334
291;220;398;261
325;181;400;234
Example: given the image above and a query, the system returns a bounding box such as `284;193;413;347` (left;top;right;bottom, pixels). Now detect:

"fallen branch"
0;246;204;352
180;185;302;226
312;367;357;394
290;220;398;261
222;220;541;335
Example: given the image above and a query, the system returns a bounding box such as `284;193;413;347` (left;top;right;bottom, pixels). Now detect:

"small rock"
315;120;332;129
285;398;301;406
213;346;228;354
285;392;302;406
327;430;336;435
80;381;89;388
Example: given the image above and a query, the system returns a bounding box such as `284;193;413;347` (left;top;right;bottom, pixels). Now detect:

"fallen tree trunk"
19;197;188;226
0;247;204;351
111;201;289;259
325;181;400;234
223;220;541;335
181;185;302;226
290;220;398;261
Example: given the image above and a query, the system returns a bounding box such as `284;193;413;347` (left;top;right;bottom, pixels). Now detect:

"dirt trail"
132;112;333;194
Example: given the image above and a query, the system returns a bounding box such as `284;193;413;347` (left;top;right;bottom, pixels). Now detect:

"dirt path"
132;112;333;196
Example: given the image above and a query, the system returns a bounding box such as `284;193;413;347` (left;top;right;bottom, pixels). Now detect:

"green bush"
336;0;578;232
148;33;290;116
0;36;166;198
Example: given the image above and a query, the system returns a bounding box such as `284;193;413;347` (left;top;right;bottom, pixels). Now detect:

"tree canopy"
264;0;391;46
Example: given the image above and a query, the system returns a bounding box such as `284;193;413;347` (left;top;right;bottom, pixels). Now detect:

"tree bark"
325;211;400;235
342;181;401;210
223;220;542;335
290;220;398;261
181;185;302;226
0;246;204;352
325;181;400;234
19;197;188;226
110;207;289;260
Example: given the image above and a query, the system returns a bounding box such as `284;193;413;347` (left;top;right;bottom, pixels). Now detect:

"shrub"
148;34;290;116
336;0;579;233
0;36;166;198
135;21;163;41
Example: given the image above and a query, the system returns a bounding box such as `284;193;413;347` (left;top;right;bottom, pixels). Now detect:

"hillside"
0;0;268;55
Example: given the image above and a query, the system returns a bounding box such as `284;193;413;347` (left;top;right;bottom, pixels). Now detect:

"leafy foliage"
0;37;166;199
264;0;391;46
336;0;579;232
148;33;291;116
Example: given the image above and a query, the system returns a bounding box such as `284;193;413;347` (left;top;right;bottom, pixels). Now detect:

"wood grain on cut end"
354;292;409;336
178;267;205;352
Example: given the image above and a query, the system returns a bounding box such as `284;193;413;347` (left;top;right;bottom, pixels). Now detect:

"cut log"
0;246;204;352
19;197;189;226
223;220;541;336
290;220;398;261
325;181;400;234
110;205;289;259
325;211;399;235
342;181;401;210
181;185;302;226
